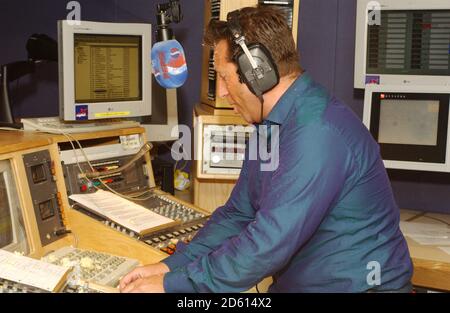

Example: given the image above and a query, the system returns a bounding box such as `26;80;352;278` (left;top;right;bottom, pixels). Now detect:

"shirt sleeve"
163;123;355;292
162;157;256;270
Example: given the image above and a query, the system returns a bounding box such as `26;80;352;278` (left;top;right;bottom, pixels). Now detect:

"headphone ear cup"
235;43;280;96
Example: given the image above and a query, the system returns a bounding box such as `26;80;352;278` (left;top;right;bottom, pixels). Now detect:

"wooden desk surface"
0;130;52;154
34;207;167;265
400;210;450;291
46;127;145;143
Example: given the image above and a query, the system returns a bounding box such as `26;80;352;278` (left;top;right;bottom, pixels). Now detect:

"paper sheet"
0;250;68;292
438;247;450;256
69;190;174;235
400;221;450;246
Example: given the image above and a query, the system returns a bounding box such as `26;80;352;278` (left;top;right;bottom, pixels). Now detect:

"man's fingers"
119;269;140;290
121;279;139;293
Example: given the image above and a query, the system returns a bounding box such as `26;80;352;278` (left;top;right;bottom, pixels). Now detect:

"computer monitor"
363;84;450;172
354;0;450;89
0;160;29;254
58;20;152;121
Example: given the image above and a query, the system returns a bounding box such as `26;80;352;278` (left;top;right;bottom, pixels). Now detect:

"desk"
0;128;200;292
401;210;450;291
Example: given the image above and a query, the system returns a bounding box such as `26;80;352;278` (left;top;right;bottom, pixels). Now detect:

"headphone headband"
227;10;243;40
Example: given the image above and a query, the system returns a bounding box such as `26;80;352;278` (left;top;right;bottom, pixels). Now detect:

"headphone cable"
258;94;264;123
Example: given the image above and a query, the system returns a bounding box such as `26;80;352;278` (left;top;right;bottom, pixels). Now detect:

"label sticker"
94;111;130;118
120;134;141;150
75;105;88;120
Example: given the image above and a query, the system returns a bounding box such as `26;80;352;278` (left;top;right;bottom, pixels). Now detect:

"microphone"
151;39;188;89
151;0;188;89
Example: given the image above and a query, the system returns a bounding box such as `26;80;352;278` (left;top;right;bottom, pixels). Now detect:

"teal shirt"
163;73;413;292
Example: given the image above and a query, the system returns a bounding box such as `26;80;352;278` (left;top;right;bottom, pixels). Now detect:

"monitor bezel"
58;20;152;121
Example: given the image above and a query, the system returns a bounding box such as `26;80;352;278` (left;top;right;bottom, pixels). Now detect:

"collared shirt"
162;73;413;292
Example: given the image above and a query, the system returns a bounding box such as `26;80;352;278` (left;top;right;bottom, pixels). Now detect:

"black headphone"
226;10;280;97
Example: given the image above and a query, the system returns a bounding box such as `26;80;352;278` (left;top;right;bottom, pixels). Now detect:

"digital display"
367;10;450;76
31;164;46;184
0;173;13;248
39;200;55;221
74;34;142;103
378;99;440;146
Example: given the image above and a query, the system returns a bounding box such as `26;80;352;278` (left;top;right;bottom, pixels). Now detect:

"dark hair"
204;5;302;77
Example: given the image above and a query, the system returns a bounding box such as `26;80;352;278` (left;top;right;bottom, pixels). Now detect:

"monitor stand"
21;116;140;134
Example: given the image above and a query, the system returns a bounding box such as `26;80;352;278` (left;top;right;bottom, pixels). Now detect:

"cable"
422;215;450;227
405;212;450;226
258;94;264;123
162;142;188;172
53;229;79;248
405;212;426;222
61;132;157;201
69;133;156;201
83;142;153;179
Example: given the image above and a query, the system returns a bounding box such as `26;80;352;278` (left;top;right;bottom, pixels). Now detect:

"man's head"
204;5;302;123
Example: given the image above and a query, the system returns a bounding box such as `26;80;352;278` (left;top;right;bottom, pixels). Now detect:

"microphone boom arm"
156;0;183;42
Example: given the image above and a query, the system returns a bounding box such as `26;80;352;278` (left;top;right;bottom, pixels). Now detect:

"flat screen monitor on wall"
363;84;450;172
354;0;450;89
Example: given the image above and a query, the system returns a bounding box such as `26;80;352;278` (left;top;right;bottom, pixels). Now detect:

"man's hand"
120;274;165;293
119;262;169;292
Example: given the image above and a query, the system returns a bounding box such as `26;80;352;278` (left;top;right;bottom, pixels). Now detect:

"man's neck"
262;72;302;119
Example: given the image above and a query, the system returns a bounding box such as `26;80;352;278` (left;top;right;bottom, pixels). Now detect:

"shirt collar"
263;72;313;125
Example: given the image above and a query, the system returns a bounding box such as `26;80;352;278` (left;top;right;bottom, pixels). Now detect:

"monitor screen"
0;173;14;248
0;160;29;254
363;85;450;172
378;99;440;146
74;34;142;103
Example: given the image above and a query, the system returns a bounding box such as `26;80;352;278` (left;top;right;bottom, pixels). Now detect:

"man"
120;5;413;293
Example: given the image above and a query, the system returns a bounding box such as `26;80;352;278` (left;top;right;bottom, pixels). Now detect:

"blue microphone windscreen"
151;39;188;89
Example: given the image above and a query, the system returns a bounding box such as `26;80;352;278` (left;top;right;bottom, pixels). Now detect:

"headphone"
226;10;280;98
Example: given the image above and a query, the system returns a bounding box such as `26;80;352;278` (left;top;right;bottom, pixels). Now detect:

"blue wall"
1;0;449;214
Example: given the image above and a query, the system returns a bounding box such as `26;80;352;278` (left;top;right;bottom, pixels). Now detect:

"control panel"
142;218;207;255
0;277;104;293
60;143;149;196
202;124;254;175
22;150;66;246
0;278;49;293
43;247;139;288
71;192;209;255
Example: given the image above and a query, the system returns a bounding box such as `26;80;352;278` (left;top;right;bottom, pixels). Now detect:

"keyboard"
21;116;140;134
42;247;140;287
0;277;103;293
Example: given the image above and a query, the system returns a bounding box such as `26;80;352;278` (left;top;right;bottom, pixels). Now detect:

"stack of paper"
69;190;176;235
0;250;70;292
400;221;450;246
